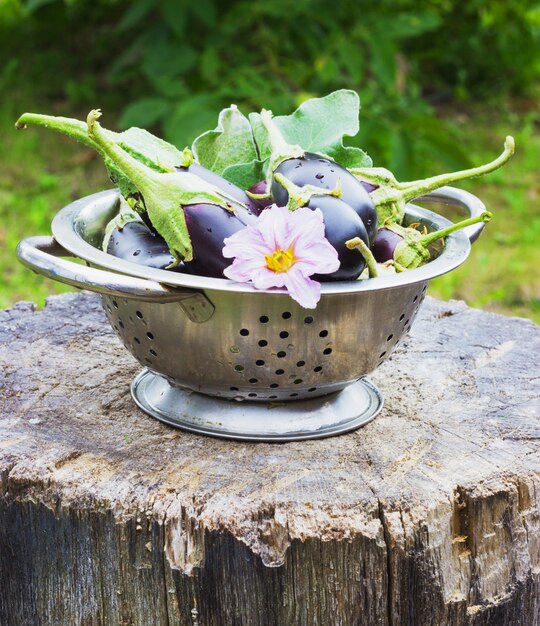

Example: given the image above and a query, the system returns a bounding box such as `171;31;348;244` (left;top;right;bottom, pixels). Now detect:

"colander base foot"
131;370;384;442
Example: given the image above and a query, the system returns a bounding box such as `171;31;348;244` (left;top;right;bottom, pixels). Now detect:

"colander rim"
51;187;474;296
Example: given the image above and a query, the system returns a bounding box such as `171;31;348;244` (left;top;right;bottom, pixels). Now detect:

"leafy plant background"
1;0;539;320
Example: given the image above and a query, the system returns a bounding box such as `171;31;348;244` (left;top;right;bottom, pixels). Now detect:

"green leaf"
192;105;259;176
251;90;372;169
222;159;266;189
116;0;156;33
326;145;372;169
161;0;187;38
119;98;170;129
23;0;56;14
117;126;191;170
163;96;218;147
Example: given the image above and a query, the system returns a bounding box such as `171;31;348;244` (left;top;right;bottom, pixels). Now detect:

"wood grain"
0;293;538;625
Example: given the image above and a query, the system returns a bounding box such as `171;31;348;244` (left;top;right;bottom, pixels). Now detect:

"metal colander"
17;186;486;441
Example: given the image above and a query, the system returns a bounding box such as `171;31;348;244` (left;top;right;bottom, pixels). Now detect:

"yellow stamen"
265;246;296;273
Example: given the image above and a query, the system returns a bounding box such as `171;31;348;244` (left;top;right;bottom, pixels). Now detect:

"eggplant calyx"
273;172;342;211
345;237;379;278
259;109;305;182
390;210;492;270
87;109;242;263
102;201;143;252
246;189;272;201
352;137;514;228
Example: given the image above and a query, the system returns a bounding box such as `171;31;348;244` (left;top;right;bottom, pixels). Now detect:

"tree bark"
0;292;538;626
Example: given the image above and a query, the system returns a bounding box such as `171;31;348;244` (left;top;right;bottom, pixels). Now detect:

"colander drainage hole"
314;366;322;372
134;337;141;344
248;393;257;398
319;330;328;337
256;360;265;366
136;310;143;319
277;351;286;358
404;319;410;326
275;369;284;375
379;351;386;358
145;358;152;365
323;348;332;355
260;316;269;324
294;379;303;384
249;378;258;384
258;340;268;347
113;300;118;308
240;328;249;336
269;395;278;399
270;383;279;388
118;320;124;329
304;316;314;324
230;386;239;391
413;295;418;303
289;393;298;397
282;311;292;319
235;365;244;372
150;349;157;357
147;332;154;340
399;313;405;321
386;334;393;342
296;360;305;367
308;388;317;392
279;331;289;339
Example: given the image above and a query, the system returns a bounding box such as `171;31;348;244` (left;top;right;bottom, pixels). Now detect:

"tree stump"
0;292;539;626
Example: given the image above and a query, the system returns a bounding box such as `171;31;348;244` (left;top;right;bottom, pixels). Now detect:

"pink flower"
222;205;340;308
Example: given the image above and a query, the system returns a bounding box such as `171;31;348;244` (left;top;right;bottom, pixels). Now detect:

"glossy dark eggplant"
371;211;492;270
271;152;378;245
247;180;273;215
182;203;249;277
371;228;404;263
304;195;369;281
176;162;258;223
107;221;183;271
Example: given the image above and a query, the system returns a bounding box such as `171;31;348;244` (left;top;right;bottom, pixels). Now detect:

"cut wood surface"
0;292;539;626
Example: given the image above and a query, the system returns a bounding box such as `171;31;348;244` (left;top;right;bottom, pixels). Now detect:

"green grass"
0;100;110;309
426;107;540;324
1;99;539;325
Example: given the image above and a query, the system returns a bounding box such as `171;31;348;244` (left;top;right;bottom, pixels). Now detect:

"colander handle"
417;185;488;243
17;236;215;321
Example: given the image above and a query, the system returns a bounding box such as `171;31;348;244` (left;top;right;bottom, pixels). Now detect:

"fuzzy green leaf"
222;159;266;189
192;105;259;176
251;90;372;169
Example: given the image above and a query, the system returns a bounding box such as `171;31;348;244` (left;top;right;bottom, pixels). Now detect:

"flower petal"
284;268;321;309
221;202;338;306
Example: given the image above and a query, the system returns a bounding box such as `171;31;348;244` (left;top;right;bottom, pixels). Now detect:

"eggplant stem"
345;237;379;278
398;137;515;204
15;112;101;152
420;211;492;246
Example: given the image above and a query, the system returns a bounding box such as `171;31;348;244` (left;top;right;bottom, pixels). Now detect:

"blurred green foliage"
2;0;539;179
1;0;539;322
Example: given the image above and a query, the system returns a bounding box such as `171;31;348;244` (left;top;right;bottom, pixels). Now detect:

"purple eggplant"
247;180;274;215
182;203;250;277
371;228;405;263
107;221;183;271
372;212;492;270
304;195;369;281
85;110;256;272
271;152;378;245
178;161;259;219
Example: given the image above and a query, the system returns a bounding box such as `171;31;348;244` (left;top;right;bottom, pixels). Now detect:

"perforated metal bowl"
17;186;487;440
